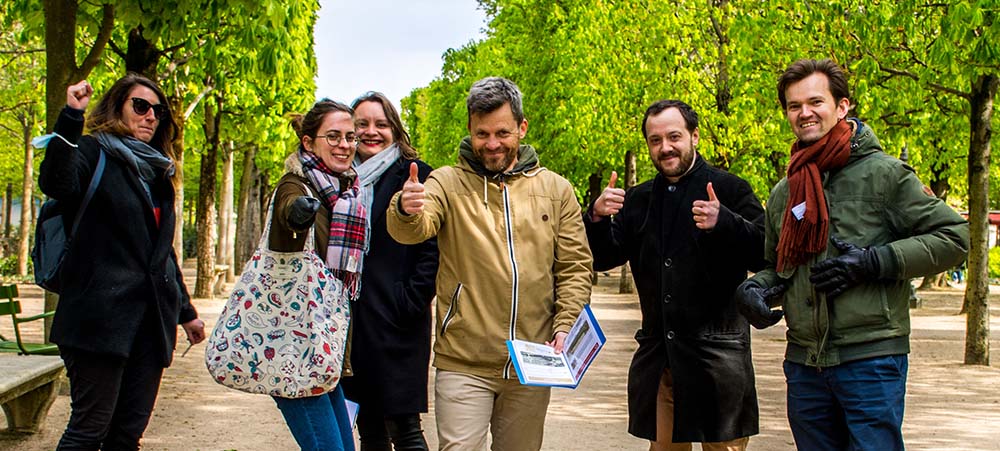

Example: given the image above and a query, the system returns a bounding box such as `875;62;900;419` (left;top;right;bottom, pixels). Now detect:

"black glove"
288;196;320;230
809;236;881;300
734;280;788;329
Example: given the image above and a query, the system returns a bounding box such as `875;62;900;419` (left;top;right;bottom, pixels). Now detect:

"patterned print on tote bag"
206;187;350;398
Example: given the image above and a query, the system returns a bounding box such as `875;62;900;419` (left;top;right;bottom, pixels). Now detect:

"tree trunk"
194;93;221;298
17;110;34;276
588;171;604;285
236;144;263;267
3;183;11;244
171;95;186;260
963;74;995;366
42;1;113;131
619;150;637;294
217;141;235;283
919;147;952;291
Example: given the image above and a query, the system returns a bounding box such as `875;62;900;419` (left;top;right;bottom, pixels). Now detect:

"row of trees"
0;1;995;364
401;1;997;364
0;0;319;301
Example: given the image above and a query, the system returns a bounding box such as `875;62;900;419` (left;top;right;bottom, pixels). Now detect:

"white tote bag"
206;189;350;398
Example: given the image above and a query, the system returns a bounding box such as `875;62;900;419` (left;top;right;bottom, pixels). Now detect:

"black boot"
386;414;429;451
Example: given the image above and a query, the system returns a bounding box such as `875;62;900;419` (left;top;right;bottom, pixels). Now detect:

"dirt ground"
2;269;1000;451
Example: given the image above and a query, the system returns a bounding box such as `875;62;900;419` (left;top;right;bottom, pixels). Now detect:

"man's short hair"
777;59;850;110
467;77;525;126
642;99;699;139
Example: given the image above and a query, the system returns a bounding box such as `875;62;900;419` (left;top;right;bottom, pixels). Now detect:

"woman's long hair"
87;73;178;158
350;91;417;160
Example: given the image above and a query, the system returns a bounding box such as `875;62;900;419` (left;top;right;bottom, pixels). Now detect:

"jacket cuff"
178;303;198;324
55;106;86;143
875;245;900;280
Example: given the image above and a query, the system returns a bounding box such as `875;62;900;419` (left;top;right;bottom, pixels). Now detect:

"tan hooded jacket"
387;140;593;379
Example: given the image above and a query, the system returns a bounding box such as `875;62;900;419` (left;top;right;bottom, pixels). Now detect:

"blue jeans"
273;384;355;451
784;355;908;451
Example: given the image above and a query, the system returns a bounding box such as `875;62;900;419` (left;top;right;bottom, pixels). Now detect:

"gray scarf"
95;132;174;202
352;144;401;253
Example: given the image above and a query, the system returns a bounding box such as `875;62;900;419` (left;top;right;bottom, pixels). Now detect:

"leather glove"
288;196;320;230
809;236;881;300
734;279;788;329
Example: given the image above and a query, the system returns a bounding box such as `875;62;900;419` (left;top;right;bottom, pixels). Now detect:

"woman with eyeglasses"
267;98;367;451
338;91;438;451
38;73;205;450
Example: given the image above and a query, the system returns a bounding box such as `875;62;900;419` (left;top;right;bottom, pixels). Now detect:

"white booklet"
505;304;606;388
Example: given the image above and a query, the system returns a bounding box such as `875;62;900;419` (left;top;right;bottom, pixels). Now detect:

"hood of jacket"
458;136;542;177
847;118;883;165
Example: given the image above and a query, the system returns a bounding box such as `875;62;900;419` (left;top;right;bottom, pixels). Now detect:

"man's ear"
836;98;851;120
519;118;528;138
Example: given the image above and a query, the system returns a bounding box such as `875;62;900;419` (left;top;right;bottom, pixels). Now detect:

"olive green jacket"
749;120;968;367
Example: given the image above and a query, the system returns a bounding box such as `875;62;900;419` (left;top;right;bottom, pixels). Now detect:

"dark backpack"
32;150;106;293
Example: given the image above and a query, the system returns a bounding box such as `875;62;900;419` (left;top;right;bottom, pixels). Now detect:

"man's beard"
477;145;519;173
654;145;695;179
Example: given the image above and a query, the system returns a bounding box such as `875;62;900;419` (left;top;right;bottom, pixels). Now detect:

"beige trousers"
650;369;750;451
434;369;551;451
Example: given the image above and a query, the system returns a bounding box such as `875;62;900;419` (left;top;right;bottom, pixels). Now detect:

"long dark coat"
38;107;196;367
585;156;765;443
340;157;439;415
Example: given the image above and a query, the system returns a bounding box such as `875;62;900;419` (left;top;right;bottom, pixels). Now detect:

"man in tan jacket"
387;77;593;451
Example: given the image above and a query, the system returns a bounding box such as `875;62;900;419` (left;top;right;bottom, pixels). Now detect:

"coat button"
164;275;170;283
663;295;672;304
667;185;676;192
666;331;675;340
663;258;673;268
805;297;813;307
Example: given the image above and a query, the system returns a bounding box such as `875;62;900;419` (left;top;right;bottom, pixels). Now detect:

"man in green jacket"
735;59;968;451
387;77;593;451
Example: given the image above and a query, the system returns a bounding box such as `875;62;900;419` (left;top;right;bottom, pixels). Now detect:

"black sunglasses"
130;97;169;120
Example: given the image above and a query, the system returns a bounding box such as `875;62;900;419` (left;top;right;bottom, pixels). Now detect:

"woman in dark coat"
38;75;204;451
339;91;438;451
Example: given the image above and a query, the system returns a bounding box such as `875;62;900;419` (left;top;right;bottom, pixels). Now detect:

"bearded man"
586;99;767;451
387;76;593;451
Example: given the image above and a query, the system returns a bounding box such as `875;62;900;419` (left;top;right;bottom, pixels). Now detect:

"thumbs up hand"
591;171;626;220
692;182;721;230
400;162;426;215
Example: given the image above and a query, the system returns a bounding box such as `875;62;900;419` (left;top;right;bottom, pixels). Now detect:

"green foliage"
989;247;1000;281
403;0;999;210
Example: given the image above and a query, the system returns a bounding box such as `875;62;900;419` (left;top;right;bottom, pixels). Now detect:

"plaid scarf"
776;119;852;272
299;147;368;301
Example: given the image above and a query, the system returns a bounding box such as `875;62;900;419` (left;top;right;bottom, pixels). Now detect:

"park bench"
212;264;231;297
0;285;57;355
0;354;64;434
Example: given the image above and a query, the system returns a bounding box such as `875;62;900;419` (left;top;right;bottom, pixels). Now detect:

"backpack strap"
68;149;106;239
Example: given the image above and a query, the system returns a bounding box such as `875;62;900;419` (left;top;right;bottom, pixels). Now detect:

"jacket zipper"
441;283;464;335
501;182;519;379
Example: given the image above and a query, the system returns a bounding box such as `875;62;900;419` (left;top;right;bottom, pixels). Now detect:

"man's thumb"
707;182;718;202
608;171;618;188
408;162;419;182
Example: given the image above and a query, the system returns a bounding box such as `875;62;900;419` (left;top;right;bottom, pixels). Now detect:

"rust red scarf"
776;119;852;272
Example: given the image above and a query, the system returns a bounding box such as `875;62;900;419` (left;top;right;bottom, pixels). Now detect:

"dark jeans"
356;408;428;451
56;343;164;451
785;355;908;451
274;384;356;451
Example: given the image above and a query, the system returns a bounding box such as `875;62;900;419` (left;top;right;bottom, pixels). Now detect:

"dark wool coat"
340;157;439;415
585;156;765;443
38;107;196;367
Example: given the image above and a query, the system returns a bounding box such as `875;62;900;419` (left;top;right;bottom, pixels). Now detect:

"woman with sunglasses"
339;91;438;451
38;73;204;450
267;98;367;451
